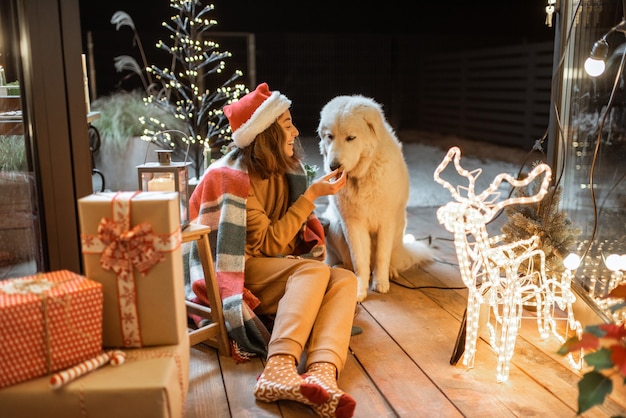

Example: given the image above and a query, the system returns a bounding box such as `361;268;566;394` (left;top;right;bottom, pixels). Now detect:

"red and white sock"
254;354;330;406
303;362;356;418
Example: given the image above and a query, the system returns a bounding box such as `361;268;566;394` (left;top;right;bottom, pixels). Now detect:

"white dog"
317;95;432;302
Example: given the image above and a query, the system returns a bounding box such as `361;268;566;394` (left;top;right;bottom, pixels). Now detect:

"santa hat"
224;83;292;148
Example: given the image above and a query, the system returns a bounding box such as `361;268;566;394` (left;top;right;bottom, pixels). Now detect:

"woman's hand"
303;169;347;202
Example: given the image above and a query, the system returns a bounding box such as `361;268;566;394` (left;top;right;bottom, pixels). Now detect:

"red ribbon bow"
97;218;164;276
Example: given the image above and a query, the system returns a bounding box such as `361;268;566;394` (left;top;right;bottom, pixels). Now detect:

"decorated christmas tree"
112;0;248;179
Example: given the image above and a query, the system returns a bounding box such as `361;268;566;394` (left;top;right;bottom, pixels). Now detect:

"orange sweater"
245;173;316;258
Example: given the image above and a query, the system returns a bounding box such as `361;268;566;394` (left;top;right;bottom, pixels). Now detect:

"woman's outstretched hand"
303;169;347;202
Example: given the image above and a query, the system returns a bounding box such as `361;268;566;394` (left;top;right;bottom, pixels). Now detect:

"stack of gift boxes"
0;192;190;418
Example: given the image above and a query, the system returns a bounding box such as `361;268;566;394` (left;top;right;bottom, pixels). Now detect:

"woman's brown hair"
233;120;303;179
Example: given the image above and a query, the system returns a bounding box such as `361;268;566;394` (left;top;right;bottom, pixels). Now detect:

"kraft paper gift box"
78;191;186;348
0;339;190;418
0;270;103;388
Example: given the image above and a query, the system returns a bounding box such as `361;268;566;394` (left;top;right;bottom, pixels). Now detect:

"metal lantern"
137;150;191;228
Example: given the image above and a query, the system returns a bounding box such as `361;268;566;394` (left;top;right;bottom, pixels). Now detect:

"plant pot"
93;136;163;192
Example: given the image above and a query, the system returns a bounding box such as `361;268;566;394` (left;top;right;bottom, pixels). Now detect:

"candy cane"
49;350;126;389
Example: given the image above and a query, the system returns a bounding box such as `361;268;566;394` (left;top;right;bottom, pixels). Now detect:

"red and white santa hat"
224;82;292;148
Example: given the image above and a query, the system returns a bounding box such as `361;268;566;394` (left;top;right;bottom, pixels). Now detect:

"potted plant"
89;89;185;191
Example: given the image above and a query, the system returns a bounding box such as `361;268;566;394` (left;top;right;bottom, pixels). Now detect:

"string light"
583;20;626;77
434;146;582;382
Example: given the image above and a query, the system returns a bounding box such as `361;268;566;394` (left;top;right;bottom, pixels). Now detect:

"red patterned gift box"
0;270;103;388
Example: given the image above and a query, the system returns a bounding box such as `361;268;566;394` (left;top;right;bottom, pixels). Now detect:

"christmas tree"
112;0;248;179
501;179;582;275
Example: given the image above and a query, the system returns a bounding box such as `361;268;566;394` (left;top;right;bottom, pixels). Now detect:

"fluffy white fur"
317;95;432;302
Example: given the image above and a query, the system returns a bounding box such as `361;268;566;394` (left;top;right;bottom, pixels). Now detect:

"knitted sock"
303;362;356;418
254;354;330;406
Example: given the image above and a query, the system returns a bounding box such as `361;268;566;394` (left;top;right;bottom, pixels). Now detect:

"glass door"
553;1;626;321
0;0;93;280
0;1;42;279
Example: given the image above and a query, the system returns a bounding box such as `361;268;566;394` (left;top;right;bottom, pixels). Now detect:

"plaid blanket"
184;150;325;361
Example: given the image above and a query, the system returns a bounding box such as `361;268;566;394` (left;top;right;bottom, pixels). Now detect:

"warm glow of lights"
584;57;606;77
434;146;582;382
403;233;415;243
605;254;623;272
563;253;581;270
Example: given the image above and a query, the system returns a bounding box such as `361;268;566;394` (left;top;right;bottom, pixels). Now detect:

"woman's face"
277;110;299;157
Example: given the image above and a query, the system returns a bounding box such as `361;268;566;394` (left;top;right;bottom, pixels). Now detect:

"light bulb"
605;253;622;271
403;233;415;243
584;57;606;77
585;39;609;77
620;255;626;270
563;253;581;270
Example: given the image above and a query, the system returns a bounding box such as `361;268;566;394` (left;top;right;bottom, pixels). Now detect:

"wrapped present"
0;270;103;388
0;339;190;418
78;191;187;348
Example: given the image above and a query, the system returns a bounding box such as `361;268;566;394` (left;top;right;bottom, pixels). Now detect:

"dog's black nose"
330;161;341;171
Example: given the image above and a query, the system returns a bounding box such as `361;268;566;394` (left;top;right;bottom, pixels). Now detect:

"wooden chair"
182;223;230;356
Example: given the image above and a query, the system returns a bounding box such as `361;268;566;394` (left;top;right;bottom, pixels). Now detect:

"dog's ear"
357;103;384;137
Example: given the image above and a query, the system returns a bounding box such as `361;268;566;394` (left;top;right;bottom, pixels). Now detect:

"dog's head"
317;95;387;177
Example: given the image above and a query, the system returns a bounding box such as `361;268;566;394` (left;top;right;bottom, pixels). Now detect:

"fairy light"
403;233;415;243
434;146;582;382
595;254;626;321
604;253;626;301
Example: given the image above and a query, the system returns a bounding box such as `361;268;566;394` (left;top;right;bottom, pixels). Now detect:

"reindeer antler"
480;164;552;219
434;146;553;223
433;146;485;202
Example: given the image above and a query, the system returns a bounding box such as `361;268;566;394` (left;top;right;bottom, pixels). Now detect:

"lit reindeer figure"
434;146;555;382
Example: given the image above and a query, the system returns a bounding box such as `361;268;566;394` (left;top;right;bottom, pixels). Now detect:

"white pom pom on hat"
224;82;292;148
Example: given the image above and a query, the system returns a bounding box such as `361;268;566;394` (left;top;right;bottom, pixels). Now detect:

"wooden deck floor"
184;207;626;418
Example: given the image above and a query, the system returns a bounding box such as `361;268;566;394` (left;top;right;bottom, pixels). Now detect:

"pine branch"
502;184;582;274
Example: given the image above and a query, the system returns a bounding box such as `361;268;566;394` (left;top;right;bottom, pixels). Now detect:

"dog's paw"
356;286;368;303
389;266;399;279
372;278;390;294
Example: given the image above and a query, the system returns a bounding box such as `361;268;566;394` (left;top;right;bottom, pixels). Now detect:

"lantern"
137;150;191;228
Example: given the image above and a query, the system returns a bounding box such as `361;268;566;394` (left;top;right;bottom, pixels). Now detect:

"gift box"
78;191;186;348
0;270;103;388
0;339;190;418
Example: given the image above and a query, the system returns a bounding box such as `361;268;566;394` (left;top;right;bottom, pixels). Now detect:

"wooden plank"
360;280;579;417
186;346;229;418
221;356;284;417
350;306;463;417
337;351;396;417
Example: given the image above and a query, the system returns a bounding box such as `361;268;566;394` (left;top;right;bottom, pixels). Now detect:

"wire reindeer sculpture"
434;146;581;382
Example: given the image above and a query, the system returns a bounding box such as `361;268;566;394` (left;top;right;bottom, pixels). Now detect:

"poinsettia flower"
609;344;626;376
558;332;600;354
598;323;626;340
562;279;626;413
577;371;613;414
584;347;614;370
607;283;626;299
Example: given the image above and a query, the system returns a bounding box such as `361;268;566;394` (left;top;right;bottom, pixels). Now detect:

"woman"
188;83;358;418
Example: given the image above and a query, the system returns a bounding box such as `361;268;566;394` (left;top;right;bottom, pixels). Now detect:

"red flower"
598;323;626;340
610;344;626;376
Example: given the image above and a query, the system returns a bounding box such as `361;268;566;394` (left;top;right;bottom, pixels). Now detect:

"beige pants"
245;257;357;373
